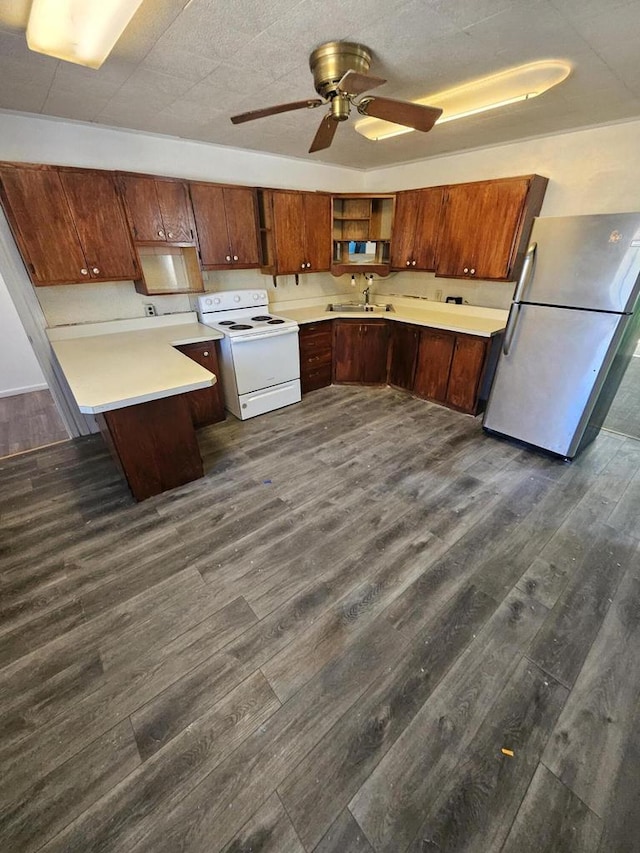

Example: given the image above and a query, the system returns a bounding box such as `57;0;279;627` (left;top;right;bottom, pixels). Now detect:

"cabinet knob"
80;268;88;275
158;230;165;238
233;255;239;261
167;231;174;239
470;268;476;275
301;263;305;269
226;255;232;262
306;262;311;269
203;351;209;357
411;260;416;266
92;267;100;274
406;260;411;266
463;267;469;273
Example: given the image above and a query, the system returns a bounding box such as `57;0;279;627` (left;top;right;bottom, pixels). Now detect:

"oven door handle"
231;328;298;343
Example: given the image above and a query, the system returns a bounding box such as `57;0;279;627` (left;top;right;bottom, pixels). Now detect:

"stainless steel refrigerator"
483;213;640;459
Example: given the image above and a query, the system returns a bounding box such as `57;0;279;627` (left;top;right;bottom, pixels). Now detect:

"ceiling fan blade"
336;69;387;96
230;99;323;125
358;96;443;132
309;114;339;153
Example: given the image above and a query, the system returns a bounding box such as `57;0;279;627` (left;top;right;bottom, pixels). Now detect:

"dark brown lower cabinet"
413;327;489;414
98;395;203;501
334;319;389;384
388;322;420;390
447;335;488;413
413;329;455;403
299;320;333;393
174;341;225;427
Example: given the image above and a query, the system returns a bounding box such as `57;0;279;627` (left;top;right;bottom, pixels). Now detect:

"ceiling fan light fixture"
26;0;144;69
355;59;572;141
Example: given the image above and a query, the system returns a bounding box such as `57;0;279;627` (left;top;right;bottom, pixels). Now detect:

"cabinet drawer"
300;349;332;370
301;364;332;393
300;327;332;352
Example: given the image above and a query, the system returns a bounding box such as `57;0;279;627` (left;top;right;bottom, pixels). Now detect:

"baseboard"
0;382;48;399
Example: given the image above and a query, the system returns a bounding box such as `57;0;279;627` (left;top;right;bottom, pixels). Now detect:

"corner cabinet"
435;175;548;282
189;183;260;269
0;164;139;286
390;187;444;272
331;194;395;276
259;189;331;278
333;319;389;384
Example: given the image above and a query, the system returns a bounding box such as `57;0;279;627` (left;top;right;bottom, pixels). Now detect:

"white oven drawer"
229;328;300;395
238;379;301;419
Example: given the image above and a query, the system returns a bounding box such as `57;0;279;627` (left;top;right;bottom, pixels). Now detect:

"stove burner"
219;320;235;326
229;323;253;330
267;318;285;325
251;315;272;321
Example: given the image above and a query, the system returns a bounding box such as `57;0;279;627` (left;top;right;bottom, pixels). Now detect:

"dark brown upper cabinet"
189;183;260;269
0;163;139;286
259;189;331;277
390;187;444;272
435;175;548;282
118;174;195;244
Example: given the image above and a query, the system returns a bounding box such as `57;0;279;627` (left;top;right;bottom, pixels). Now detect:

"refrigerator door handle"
502;303;521;356
513;242;537;303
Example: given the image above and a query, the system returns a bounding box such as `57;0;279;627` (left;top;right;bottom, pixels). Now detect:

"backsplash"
37;268;514;327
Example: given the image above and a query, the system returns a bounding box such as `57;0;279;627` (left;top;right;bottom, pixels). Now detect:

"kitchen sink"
327;302;394;313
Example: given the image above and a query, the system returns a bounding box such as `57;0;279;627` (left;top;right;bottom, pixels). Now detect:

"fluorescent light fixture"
27;0;144;69
355;60;572;141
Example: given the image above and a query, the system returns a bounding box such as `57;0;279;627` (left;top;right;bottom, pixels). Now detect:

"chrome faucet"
362;285;371;305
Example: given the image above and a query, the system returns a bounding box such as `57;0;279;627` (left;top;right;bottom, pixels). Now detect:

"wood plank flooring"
0;389;68;458
1;385;639;853
603;355;640;440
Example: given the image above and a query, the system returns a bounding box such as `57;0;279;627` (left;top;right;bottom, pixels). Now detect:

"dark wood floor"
1;385;639;853
603;356;640;440
0;389;68;458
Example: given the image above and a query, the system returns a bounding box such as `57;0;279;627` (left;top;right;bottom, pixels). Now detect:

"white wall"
0;268;46;396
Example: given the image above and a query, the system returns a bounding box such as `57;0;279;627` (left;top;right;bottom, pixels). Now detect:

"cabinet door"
155;180;193;242
413;328;455;403
435;183;482;278
59;170;139;281
390;190;420;269
360;321;389;384
0;166;88;285
175;342;225;428
333;321;362;383
303;192;331;272
414;187;444;271
272;192;305;275
472;179;530;280
189;183;230;266
224;187;261;266
388;322;419;390
446;335;487;414
119;175;165;242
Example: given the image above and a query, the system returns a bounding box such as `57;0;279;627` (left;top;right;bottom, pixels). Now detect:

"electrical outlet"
144;304;157;317
435;289;443;302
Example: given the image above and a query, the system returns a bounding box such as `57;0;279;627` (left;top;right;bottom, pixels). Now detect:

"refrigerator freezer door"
520;214;640;312
483;304;622;456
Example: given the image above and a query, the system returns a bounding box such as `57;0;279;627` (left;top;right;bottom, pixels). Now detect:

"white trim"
0;382;48;398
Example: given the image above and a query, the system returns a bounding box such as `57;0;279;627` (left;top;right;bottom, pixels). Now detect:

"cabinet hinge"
27;262;36;276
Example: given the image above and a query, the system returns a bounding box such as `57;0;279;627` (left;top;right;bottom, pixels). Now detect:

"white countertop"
278;300;507;337
47;314;223;414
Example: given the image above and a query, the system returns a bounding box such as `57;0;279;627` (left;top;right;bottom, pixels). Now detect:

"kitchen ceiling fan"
230;41;443;153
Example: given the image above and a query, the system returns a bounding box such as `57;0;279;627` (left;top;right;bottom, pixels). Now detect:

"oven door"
229;328;300;394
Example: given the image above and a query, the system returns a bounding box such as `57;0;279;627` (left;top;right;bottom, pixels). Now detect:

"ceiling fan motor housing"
309;41;372;99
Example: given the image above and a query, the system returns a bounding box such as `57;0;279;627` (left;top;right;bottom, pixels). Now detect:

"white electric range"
197;290;301;420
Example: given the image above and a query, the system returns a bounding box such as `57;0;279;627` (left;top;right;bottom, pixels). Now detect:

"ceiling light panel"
355;60;572;141
27;0;145;69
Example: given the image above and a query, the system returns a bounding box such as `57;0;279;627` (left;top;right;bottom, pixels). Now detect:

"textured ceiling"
0;0;639;168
